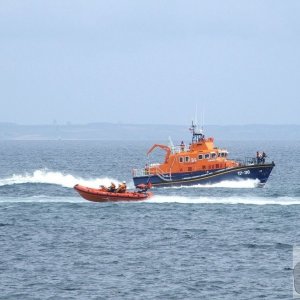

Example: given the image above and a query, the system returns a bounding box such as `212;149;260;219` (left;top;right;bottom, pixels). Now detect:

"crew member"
180;141;185;152
116;181;127;193
262;152;267;164
108;182;116;192
256;151;261;164
145;163;149;175
99;185;108;191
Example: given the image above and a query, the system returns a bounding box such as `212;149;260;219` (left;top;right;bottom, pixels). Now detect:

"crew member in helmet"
116;181;127;193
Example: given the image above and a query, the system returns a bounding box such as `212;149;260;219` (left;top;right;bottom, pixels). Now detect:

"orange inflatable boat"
74;184;152;202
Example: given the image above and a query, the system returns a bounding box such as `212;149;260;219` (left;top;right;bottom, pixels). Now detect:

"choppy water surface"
1;140;300;299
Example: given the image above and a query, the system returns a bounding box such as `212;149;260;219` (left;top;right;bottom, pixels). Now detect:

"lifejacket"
117;184;126;193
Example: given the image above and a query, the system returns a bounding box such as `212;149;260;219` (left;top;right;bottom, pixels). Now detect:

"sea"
1;139;300;299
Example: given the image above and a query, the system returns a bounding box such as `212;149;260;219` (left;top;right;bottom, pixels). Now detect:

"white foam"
0;196;84;203
0;169;121;189
0;170;261;191
164;179;260;189
1;195;299;205
0;170;296;206
146;195;300;205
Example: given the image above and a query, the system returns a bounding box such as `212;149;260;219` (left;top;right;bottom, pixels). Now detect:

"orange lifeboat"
132;121;275;187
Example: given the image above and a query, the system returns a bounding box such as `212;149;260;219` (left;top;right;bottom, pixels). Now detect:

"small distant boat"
132;121;275;187
74;184;152;202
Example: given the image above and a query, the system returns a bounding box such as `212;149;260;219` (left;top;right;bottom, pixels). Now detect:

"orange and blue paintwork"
132;122;275;187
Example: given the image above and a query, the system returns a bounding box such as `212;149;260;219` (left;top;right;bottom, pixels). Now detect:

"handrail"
154;167;172;181
170;146;189;154
132;168;148;177
231;156;271;166
132;166;172;181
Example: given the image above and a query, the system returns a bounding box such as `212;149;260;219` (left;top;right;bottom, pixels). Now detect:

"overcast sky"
0;1;299;125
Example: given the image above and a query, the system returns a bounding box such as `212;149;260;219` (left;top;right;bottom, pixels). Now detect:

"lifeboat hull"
74;184;152;202
133;163;275;187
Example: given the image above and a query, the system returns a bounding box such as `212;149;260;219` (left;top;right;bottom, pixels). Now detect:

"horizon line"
0;122;300;127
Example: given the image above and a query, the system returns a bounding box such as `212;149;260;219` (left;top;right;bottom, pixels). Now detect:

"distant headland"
0;122;299;141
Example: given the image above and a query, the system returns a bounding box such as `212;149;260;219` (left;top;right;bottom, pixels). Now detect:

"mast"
189;105;205;143
190;120;204;143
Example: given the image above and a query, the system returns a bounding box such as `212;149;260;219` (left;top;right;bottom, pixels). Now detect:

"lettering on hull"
237;170;250;176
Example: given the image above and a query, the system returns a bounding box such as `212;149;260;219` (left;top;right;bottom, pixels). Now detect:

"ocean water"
1;140;300;299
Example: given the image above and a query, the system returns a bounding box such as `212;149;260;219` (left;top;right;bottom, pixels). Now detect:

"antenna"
201;104;204;132
195;104;198;126
168;136;174;149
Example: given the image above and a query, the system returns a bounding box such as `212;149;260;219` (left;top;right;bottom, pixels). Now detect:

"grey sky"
0;1;299;125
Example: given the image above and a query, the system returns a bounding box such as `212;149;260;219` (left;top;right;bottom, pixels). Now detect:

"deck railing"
132;165;171;179
132;168;148;177
232;156;271;166
170;146;189;154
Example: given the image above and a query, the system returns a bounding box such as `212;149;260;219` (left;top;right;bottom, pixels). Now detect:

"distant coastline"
0;122;299;141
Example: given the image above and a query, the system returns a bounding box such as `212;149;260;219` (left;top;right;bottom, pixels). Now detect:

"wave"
0;170;260;190
0;194;299;206
146;195;300;205
163;179;260;189
0;196;84;203
0;169;120;189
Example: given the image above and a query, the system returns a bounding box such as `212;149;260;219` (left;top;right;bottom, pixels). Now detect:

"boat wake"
0;170;294;206
0;169;120;189
163;179;260;189
0;170;259;190
147;195;300;205
0;195;299;205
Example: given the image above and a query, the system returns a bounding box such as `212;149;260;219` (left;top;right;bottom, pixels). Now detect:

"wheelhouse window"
179;157;184;163
211;153;217;159
198;154;203;160
204;153;210;159
185;156;190;163
220;152;228;158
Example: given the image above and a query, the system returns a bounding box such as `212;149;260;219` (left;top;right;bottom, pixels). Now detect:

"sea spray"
0;170;259;190
161;179;260;189
0;195;300;205
146;195;300;205
0;169;120;189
